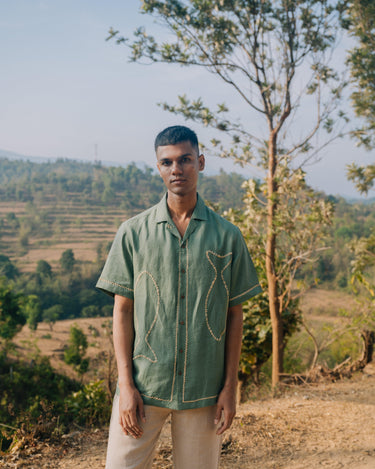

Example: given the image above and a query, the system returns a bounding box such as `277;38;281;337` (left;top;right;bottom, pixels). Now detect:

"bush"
0;355;79;431
65;380;111;426
63;324;89;375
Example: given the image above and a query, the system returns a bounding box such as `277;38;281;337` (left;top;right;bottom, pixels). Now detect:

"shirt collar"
156;193;208;223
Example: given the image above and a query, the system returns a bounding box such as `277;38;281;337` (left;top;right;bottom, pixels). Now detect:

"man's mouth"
171;178;186;183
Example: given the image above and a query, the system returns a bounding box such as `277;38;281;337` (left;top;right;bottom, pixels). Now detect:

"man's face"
156;141;205;197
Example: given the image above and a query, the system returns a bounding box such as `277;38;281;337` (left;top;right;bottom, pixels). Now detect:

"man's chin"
168;187;195;197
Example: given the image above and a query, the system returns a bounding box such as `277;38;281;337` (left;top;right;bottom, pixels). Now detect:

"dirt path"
2;365;375;469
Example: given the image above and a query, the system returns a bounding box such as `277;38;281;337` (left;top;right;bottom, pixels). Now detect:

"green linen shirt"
96;193;261;410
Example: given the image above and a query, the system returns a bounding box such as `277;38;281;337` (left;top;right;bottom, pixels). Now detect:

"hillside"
10;288;359;385
0;157;246;272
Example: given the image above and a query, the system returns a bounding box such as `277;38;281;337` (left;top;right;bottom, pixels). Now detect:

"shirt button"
179;320;185;325
178;371;182;376
181;294;185;299
181;268;186;274
179;348;183;353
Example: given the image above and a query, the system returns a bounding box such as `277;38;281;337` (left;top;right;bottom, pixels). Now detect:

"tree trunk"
266;132;283;387
358;330;375;366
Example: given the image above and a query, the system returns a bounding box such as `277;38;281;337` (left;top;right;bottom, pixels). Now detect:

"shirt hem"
141;394;218;410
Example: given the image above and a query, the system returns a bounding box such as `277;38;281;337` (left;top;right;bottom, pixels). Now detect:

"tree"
342;0;375;193
0;277;26;343
60;249;75;274
109;0;345;386
21;294;42;331
64;324;89;376
36;260;52;278
42;304;63;331
227;168;332;395
0;255;19;280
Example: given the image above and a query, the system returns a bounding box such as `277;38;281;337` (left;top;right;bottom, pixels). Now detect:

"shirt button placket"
177;241;187;391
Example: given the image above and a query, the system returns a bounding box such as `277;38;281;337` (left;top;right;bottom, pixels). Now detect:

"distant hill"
0;148;150;171
0;157;246;271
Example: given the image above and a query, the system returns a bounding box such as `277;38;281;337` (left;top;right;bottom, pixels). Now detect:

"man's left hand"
214;385;236;435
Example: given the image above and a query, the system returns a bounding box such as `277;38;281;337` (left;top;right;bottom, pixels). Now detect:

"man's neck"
166;191;197;220
166;191;197;238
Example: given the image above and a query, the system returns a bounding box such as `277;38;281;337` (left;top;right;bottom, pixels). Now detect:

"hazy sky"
0;0;374;198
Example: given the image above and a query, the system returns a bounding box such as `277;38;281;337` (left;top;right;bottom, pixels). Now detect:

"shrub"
65;380;111;426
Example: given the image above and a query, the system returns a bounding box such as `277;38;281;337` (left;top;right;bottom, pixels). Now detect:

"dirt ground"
2;363;375;469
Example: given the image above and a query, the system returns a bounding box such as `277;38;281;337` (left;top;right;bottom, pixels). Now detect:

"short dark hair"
154;125;199;154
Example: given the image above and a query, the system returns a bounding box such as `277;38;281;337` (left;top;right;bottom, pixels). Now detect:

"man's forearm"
113;294;146;438
223;303;243;389
113;294;136;389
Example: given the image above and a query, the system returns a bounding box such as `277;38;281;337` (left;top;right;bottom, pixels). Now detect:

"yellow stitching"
170;243;181;401
183;239;189;402
99;278;134;292
229;283;261;302
140;392;172;402
181;243;222;403
133;271;159;363
183;394;218;403
205;251;232;341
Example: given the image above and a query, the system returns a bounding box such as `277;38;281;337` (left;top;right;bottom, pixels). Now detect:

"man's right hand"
118;384;146;439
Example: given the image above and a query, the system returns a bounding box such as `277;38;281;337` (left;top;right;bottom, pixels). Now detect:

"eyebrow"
158;153;194;163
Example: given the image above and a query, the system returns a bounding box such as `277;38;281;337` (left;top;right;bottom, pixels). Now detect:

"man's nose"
171;161;183;174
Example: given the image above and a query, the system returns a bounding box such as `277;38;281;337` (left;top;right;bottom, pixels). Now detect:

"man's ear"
156;160;162;175
199;154;205;171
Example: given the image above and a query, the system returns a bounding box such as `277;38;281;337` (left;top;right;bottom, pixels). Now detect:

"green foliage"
65;380;111;426
60;249;75;273
226;169;332;380
42;304;63;330
0;353;79;431
347;162;375;195
21;294;42;331
321;330;361;368
0;255;19;279
350;234;375;296
299;197;375;289
342;0;375;150
0;354;110;449
63;324;89;375
0;278;26;341
36;260;52;277
81;305;101;317
0;158;245;212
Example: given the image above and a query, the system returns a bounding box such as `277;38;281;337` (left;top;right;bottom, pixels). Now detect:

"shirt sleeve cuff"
229;283;262;307
96;277;134;299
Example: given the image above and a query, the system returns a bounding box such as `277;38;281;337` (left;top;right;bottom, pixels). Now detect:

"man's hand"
118;384;146;439
214;384;236;435
214;304;242;435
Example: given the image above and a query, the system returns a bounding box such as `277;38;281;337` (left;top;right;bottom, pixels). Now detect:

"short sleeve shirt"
96;194;261;410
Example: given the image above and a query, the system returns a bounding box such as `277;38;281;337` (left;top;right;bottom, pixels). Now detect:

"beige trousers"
105;395;222;469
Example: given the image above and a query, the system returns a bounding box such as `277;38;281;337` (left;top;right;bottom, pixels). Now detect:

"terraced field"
0;197;129;272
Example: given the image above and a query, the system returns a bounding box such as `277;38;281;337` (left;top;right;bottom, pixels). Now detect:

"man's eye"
162;161;171;166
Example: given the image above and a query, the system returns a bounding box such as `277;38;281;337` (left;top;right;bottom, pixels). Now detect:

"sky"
0;0;374;199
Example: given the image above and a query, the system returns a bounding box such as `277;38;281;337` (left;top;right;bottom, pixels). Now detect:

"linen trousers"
105;394;222;469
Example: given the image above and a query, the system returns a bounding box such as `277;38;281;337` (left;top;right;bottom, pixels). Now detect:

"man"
96;125;261;468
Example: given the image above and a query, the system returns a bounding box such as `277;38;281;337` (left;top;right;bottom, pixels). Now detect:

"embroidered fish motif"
205;251;232;341
133;271;160;362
